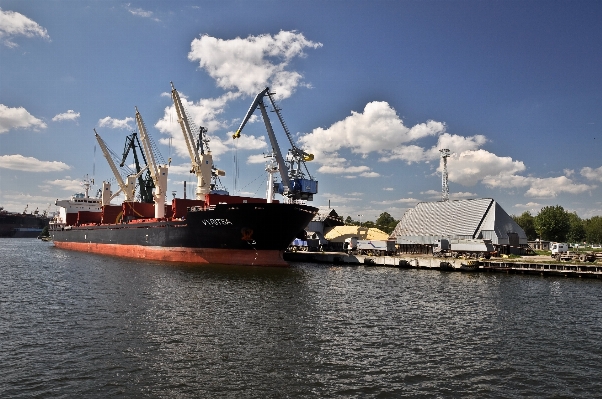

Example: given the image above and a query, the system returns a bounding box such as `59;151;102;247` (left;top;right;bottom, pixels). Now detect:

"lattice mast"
440;149;450;202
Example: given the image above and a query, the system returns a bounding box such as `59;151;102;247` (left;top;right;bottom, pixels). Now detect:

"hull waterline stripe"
54;241;288;267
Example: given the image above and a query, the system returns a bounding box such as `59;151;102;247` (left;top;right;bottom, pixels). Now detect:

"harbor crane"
120;132;154;203
233;87;318;202
94;129;138;205
135;107;169;219
170;82;225;200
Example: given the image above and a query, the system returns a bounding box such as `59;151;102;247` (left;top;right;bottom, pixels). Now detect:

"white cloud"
317;165;371;174
43;178;85;193
379;133;487;163
300;102;444;160
372;198;420;205
98;116;134;130
0;104;47;133
52;110;80;122
165;163;194;176
320;193;362;203
247;154;271;164
450;191;477;199
0;154;70;172
125;4;160;21
360;171;380;178
447;149;526;186
514;202;541;209
0;8;49;48
155;90;242;159
484;173;595;199
524;176;594;198
383;187;394;191
581;165;602;182
188;31;322;99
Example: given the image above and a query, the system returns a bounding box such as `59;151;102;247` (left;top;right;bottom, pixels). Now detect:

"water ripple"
1;239;601;398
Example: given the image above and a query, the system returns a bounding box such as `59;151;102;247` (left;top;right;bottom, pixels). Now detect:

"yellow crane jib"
232;129;241;139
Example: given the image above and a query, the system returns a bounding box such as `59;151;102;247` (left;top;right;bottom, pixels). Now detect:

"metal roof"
390;198;494;238
390;198;527;245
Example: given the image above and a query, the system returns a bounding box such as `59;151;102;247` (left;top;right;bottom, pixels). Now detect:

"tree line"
512;205;602;244
344;212;399;235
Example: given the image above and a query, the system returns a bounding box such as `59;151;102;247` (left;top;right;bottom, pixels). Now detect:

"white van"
551;242;569;255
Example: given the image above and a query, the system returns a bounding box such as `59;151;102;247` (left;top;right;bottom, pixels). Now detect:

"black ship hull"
0;213;49;238
51;202;318;266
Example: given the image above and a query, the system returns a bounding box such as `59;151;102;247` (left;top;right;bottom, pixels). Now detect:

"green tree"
345;216;356;226
534;205;570;242
566;212;586;244
375;211;398;234
512;211;537;240
584;216;602;245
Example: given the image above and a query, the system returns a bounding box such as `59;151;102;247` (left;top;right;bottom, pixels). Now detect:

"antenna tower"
440;149;450;201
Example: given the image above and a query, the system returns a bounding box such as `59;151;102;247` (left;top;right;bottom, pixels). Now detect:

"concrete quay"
283;251;602;278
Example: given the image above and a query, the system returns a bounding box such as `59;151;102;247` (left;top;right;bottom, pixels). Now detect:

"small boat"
459;260;480;272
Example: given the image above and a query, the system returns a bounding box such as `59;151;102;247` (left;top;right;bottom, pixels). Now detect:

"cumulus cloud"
581;165;602;182
0;8;49;47
0;104;47;133
0;154;70;172
446;149;526;186
300;102;445;160
98;116;134;130
52;110;80;122
188;31;322;99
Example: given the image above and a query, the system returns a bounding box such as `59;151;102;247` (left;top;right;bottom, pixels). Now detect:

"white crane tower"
440;148;450;202
135;107;169;218
170;82;224;199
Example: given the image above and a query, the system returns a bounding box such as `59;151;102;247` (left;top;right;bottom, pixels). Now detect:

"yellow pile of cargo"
324;226;389;242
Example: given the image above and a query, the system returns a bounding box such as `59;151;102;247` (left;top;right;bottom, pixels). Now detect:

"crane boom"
234;87;317;201
94;129;135;201
170;82;215;199
234;88;291;195
135;107;168;218
171;82;201;170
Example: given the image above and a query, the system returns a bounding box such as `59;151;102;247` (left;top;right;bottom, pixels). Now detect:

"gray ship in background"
0;206;50;238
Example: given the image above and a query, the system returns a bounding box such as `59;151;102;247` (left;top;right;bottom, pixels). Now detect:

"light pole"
357;214;363;227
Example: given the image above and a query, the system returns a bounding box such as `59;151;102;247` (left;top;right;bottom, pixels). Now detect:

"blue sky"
1;0;601;221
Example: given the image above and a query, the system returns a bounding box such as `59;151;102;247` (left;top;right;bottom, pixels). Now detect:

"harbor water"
1;238;601;398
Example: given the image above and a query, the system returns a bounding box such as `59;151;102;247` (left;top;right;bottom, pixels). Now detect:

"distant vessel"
0;207;50;238
50;83;319;266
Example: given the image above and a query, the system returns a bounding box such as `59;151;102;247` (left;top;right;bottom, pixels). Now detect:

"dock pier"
284;252;602;278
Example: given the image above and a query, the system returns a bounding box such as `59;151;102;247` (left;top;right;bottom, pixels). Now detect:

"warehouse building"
389;198;528;255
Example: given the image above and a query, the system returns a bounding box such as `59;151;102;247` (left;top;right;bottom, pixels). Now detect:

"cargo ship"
50;83;319;266
0;207;50;238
